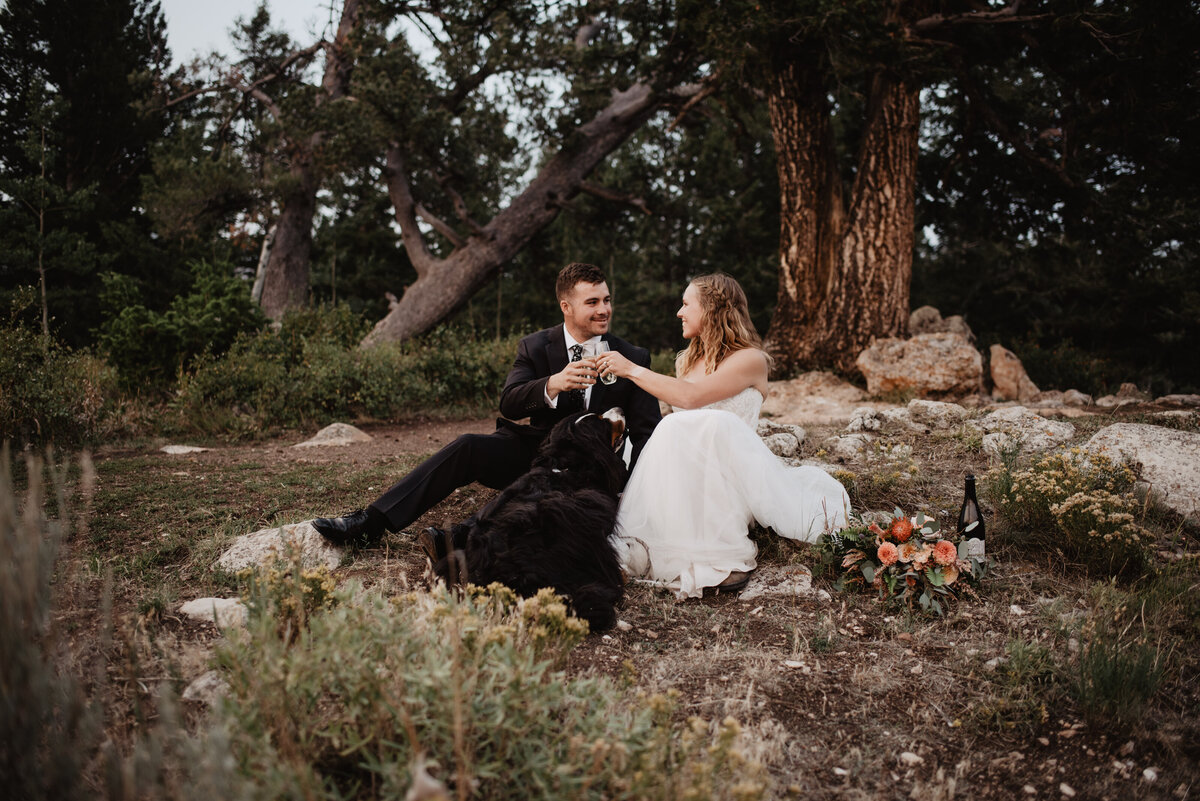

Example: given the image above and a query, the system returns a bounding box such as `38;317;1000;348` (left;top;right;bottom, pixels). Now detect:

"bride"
595;273;850;598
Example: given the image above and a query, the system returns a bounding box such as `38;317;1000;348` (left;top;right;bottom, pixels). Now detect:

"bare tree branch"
909;2;1051;36
384;143;439;276
436;176;487;235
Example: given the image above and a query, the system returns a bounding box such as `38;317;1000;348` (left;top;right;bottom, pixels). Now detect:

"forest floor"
41;397;1200;800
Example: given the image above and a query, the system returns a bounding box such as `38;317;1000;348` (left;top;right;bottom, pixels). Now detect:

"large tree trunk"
257;0;361;321
363;82;683;346
764;60;920;374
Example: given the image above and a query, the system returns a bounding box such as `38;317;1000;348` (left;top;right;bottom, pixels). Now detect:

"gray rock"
1084;423;1200;520
179;597;247;627
182;670;229;707
217;521;343;572
1063;389;1093;407
161;444;209;455
739;564;814;601
906;399;969;429
825;433;874;462
293;423;373;448
762;432;801;458
1157;394;1200;408
977;406;1075;458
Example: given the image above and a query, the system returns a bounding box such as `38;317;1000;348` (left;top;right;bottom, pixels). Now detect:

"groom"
312;262;662;545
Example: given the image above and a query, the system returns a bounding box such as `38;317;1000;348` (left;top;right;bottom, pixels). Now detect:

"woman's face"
677;283;705;340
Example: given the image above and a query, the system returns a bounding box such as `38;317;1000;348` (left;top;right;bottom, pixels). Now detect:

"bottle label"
965;537;985;560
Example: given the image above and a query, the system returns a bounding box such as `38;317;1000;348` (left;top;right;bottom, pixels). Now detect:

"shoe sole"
418;528;446;563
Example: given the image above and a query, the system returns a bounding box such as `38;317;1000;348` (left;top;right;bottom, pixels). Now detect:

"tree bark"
257;0;361;320
363;82;684;347
764;61;920;374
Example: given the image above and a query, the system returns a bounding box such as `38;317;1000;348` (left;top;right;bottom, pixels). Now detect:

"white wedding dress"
613;388;851;599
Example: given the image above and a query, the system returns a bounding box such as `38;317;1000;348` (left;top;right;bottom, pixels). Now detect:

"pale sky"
158;0;338;61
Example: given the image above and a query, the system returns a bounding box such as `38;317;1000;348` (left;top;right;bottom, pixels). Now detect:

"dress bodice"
673;387;763;428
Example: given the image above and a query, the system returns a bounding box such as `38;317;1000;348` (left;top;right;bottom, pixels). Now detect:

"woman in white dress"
595;273;851;598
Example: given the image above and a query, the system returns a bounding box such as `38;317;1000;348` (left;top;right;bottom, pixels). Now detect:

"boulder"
1096;382;1150;409
179;597;247;627
1063;389;1094;407
161;445;209;455
906;399;970;430
855;333;983;400
182;670;229;707
761;371;878;426
909;306;976;342
989;344;1041;402
217;521;343;572
976;406;1076;458
824;433;874;462
757;420;807;459
1083;423;1200;520
739;563;814;600
293;423;373;448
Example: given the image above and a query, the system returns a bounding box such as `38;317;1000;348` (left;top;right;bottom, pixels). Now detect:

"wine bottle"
958;473;985;559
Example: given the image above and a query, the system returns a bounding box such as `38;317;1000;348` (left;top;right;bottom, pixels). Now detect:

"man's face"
560;281;612;340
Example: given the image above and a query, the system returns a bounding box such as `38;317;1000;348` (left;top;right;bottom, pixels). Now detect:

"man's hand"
547;358;598;399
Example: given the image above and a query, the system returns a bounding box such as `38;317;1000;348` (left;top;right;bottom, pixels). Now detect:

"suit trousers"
367;426;540;532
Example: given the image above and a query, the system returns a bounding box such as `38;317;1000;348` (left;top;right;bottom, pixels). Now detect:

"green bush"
1009;337;1121;396
0;291;116;448
96;261;266;391
215;574;768;800
173;316;521;437
988;449;1152;578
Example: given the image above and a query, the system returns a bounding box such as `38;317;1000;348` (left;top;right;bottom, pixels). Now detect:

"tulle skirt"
614;409;850;599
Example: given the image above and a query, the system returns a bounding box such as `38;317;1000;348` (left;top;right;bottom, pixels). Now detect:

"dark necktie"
564;344;586;411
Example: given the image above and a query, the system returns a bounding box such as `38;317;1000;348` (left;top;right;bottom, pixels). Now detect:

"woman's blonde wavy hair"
677;273;772;376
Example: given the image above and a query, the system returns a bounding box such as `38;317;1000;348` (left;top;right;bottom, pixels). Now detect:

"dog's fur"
433;409;628;631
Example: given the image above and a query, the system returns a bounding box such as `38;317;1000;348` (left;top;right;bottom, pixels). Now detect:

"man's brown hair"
556;262;606;300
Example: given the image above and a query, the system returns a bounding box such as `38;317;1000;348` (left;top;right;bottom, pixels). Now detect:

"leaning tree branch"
909;2;1051;36
436;175;487;235
580;181;653;215
384;143;439;275
415;203;467;248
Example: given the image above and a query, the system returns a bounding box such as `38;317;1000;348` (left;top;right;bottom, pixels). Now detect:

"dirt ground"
51;394;1200;800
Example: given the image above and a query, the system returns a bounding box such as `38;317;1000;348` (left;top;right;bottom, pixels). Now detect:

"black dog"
428;408;628;631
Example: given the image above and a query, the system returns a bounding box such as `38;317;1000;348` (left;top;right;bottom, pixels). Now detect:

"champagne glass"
591;341;617;385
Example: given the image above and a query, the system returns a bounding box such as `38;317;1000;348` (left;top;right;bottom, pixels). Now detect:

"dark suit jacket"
498;325;661;467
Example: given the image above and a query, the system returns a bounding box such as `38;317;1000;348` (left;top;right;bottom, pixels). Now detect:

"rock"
179;597;247;627
977;406;1075;458
906;399;969;429
182;670;229;706
825;433;873;462
758;420;807;458
762;432;801;458
293;422;373;448
1084;423;1200;519
855;333;983;399
847;407;883;432
989;344;1041;402
1096;382;1151;408
1060;782;1076;797
909;306;975;342
899;752;924;767
1063;389;1093;407
739;564;814;600
1157;394;1200;408
217;521;344;572
161;445;209;455
1028;390;1064;408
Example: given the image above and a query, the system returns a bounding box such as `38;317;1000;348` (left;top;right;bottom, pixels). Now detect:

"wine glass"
590;341;617;385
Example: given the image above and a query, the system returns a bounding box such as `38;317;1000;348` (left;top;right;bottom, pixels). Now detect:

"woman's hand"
598;350;640;381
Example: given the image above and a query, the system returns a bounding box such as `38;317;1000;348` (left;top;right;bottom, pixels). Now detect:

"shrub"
1075;582;1166;726
173;317;521;437
96;261;266;391
0;290;115;448
988;449;1152;577
215;576;768;799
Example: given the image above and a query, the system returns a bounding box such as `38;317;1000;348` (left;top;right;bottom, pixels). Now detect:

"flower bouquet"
818;509;988;615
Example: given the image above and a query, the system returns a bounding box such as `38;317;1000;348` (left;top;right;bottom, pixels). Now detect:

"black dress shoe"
311;508;384;546
418;526;449;563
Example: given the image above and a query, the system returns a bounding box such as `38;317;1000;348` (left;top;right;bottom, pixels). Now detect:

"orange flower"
877;542;899;566
868;522;885;537
888;517;914;543
933;540;957;566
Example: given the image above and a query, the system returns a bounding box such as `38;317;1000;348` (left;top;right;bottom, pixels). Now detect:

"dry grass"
8;408;1200;799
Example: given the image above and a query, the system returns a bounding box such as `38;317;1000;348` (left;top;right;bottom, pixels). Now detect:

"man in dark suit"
312;262;662;545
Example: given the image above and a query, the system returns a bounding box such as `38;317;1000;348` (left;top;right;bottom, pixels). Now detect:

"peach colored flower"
877;542;899;566
912;545;934;569
888;517;914;543
898;542;920;563
941;563;960;586
933;540;957;566
868;522;885;538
